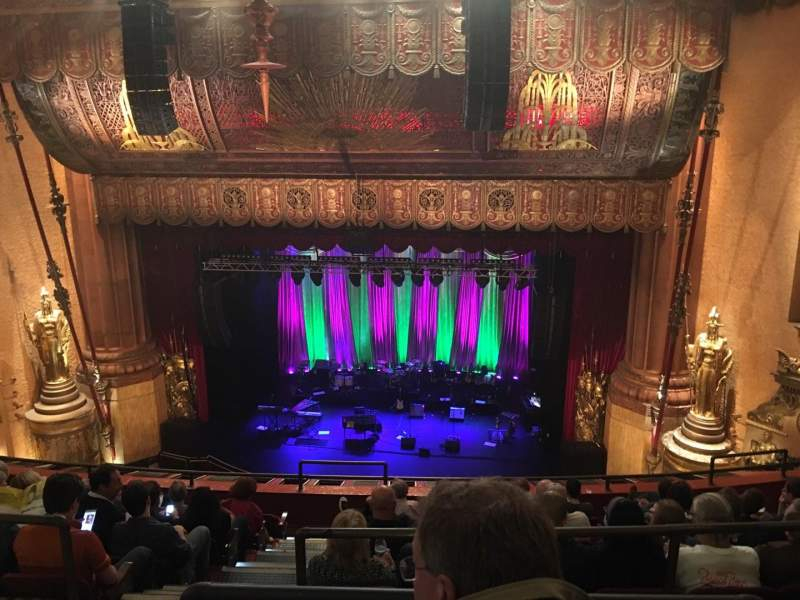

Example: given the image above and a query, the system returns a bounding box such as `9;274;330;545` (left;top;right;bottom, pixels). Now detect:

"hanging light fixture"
515;276;530;291
497;270;511;291
309;265;323;286
391;268;405;287
348;267;361;287
411;267;425;287
291;268;305;285
429;268;444;287
370;269;385;288
475;269;490;289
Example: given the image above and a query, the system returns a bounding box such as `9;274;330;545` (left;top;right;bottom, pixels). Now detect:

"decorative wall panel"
94;176;668;234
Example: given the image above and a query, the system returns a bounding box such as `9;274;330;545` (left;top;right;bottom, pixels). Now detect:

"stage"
195;403;555;478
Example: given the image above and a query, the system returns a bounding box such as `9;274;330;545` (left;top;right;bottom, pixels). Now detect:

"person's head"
369;485;397;519
666;480;693;513
0;460;8;479
184;487;221;526
121;481;150;518
414;479;560;600
536;480;566;497
326;509;371;568
9;469;41;490
691;492;733;547
607;497;646;526
168;480;187;504
391;478;409;500
230;477;258;501
651;499;687;525
536;491;568;527
565;479;581;500
741;487;766;518
0;471;7;487
89;464;122;500
507;478;531;494
657;477;676;500
780;478;800;510
43;474;84;519
718;487;743;521
143;481;162;512
783;499;800;542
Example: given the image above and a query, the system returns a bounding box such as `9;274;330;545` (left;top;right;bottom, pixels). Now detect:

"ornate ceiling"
0;0;729;182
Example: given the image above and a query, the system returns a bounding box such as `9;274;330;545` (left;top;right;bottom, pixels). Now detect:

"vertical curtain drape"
435;259;458;364
278;270;308;372
498;253;532;376
475;273;501;370
323;247;357;369
369;269;397;365
302;271;329;366
348;266;373;365
450;252;484;369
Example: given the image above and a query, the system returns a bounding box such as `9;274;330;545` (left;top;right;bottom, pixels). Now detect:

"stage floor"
204;404;556;478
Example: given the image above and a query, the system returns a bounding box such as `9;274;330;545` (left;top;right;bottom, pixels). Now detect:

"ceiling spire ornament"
242;0;286;125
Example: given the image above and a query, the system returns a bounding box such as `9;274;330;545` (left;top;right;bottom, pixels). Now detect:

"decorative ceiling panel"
2;0;726;178
93;175;668;233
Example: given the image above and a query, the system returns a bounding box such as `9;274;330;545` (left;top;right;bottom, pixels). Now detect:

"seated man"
390;479;419;523
78;464;125;551
413;479;586;600
676;492;760;590
756;498;800;588
13;474;151;589
365;485;412;560
111;481;210;585
537;480;590;528
565;479;595;520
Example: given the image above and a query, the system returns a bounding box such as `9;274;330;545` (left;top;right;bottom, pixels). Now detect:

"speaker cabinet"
400;436;416;450
418;448;431;458
444;436;461;453
462;0;511;131
119;0;178;135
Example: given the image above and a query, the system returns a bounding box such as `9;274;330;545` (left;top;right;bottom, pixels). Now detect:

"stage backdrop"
278;246;533;376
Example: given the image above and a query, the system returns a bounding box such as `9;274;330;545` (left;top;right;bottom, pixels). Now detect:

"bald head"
536;491;568;527
370;486;397;519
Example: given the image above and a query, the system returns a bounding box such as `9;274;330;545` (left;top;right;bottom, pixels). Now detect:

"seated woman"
221;477;264;541
676;492;760;590
307;509;396;587
180;487;232;566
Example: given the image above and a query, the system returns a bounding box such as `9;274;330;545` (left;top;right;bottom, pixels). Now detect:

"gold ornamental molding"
0;0;730;83
93;176;668;233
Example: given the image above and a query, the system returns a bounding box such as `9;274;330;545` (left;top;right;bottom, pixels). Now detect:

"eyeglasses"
398;557;432;583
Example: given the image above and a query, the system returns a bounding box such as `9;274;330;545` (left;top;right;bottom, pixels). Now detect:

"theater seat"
2;562;134;600
689;585;783;600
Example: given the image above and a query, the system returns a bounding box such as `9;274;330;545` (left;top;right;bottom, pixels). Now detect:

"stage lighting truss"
201;253;536;288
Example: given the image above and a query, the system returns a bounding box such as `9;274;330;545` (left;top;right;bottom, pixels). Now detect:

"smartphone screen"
165;504;175;516
81;509;97;532
279;511;288;525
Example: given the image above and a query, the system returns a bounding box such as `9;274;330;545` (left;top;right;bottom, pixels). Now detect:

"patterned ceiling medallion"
352;187;378;211
286;187;312;209
488;189;515;211
223;186;247;210
419;188;445;211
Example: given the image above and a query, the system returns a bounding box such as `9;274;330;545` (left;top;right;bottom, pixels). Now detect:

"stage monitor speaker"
559;441;607;476
444;436;460;453
401;436;416;450
462;0;511;131
418;448;431;458
449;406;466;421
119;0;179;136
409;403;425;418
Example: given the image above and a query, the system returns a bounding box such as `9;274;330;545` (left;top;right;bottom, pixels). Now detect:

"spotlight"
371;269;384;288
411;268;425;287
309;266;323;286
291;268;305;285
430;269;444;287
391;269;405;287
515;276;530;291
348;268;361;287
497;270;511;291
475;269;490;289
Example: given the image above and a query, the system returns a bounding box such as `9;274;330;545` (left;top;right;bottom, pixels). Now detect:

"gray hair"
10;469;42;490
691;492;733;546
0;471;7;486
0;461;8;476
390;478;409;499
417;479;560;597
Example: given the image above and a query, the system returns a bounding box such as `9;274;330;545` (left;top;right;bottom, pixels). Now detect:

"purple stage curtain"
450;252;483;369
369;246;397;364
278;269;308;372
323;246;357;369
408;249;439;363
497;252;533;376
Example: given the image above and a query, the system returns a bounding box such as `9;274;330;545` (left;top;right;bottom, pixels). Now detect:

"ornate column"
605;177;694;474
66;170;167;462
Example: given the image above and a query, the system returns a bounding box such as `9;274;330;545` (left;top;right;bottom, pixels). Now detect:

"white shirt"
676;544;760;590
564;510;591;528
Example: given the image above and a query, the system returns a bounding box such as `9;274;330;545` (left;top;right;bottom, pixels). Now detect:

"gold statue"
162;353;198;420
685;306;733;418
574;358;608;445
24;288;71;383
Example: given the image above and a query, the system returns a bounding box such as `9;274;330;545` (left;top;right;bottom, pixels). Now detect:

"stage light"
475;269;490;288
430;268;444;287
309;266;323;286
391;269;405;287
348;268;361;287
291;268;305;284
515;276;530;291
496;270;511;291
371;269;385;288
411;268;424;287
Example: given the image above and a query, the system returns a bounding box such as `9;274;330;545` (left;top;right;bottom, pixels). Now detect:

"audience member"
756;499;800;587
365;486;412;560
413;479;585;600
738;487;775;547
14;474;151;589
390;479;420;523
536;491;596;591
222;477;264;539
165;481;189;521
9;469;41;491
718;487;743;522
657;477;677;500
143;481;169;523
505;478;532;494
777;477;800;517
307;509;396;587
111;480;210;585
651;499;687;526
675;492;760;590
538;480;590;528
565;479;594;520
666;480;694;517
180;487;232;565
0;461;17;575
595;497;666;590
78;464;125;551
